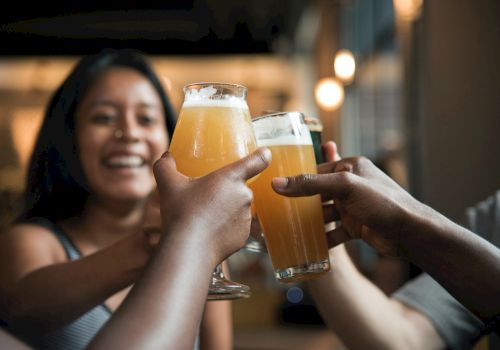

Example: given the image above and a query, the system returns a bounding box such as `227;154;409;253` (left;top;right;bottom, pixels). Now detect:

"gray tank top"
10;218;200;350
22;218;112;350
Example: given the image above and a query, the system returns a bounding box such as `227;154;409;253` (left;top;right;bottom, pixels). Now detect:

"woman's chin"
103;188;153;204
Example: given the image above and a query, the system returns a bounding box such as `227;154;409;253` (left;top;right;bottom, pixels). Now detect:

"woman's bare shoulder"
0;222;67;279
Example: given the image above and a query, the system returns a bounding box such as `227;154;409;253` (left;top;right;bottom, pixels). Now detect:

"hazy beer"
250;112;330;282
170;103;256;175
168;83;256;299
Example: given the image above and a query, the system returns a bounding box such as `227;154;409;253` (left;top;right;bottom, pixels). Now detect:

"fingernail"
262;148;272;161
272;177;288;189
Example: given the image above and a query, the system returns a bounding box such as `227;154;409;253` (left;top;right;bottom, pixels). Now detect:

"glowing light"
10;108;43;169
334;49;356;83
315;77;344;111
393;0;423;21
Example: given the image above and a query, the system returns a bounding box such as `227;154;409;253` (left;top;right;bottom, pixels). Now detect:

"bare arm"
199;263;232;350
307;245;445;350
402;205;500;319
87;227;216;350
273;155;500;319
0;226;150;333
87;149;270;350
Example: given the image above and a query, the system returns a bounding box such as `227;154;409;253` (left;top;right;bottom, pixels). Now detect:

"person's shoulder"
0;221;67;263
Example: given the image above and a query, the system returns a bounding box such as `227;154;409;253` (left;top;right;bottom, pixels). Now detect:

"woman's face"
75;67;169;203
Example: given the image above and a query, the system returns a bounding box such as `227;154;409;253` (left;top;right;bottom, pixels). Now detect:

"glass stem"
213;264;225;280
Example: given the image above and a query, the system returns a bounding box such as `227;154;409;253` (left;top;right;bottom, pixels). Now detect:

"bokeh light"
315;77;344;111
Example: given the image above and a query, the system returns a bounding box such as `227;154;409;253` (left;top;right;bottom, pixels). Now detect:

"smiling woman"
0;50;232;350
75;67;168;202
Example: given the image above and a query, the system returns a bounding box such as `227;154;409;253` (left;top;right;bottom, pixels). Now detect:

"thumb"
153;152;187;194
221;147;271;182
322;141;341;162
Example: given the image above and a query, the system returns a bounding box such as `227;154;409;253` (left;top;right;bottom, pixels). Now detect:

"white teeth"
106;155;145;168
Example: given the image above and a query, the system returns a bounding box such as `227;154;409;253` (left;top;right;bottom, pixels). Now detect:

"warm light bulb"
393;0;423;21
334;49;356;83
315;78;344;111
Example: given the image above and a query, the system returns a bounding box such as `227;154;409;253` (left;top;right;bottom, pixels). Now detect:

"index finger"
271;172;356;198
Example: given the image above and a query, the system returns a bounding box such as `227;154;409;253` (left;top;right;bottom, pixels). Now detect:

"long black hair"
19;49;176;222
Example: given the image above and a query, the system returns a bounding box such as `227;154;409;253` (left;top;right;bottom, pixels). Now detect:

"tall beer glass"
169;82;256;300
250;112;330;282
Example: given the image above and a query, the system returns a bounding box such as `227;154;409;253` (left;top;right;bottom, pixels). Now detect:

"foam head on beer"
182;84;249;109
252;112;312;147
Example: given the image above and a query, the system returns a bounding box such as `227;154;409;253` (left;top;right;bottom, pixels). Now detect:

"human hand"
152;148;271;266
272;153;421;257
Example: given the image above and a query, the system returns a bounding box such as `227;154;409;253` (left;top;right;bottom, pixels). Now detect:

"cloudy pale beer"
168;83;256;300
169;102;256;175
250;112;330;282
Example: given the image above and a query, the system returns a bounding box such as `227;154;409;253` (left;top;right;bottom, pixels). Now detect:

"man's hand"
272;152;422;257
152;148;271;266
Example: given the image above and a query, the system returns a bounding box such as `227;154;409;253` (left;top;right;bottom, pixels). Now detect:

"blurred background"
0;0;499;349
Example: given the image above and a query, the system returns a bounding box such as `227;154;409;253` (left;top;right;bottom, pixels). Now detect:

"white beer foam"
182;98;248;109
254;121;312;147
183;85;248;109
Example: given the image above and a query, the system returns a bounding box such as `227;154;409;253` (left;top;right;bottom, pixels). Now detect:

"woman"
0;50;231;350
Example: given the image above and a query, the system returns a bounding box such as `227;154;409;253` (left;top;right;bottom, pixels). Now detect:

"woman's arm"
307;245;445;350
0;225;150;333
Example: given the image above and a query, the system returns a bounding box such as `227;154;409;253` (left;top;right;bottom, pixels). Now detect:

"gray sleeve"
393;191;500;350
393;274;483;350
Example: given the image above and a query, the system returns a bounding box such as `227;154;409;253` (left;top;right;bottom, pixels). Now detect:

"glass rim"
183;82;247;93
253;111;305;122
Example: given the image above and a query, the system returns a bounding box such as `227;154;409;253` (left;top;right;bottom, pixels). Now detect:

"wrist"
158;221;219;270
398;201;452;259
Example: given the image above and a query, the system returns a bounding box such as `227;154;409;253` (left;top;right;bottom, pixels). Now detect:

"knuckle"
336;171;355;187
242;187;254;203
293;173;314;186
356;156;372;168
334;159;354;173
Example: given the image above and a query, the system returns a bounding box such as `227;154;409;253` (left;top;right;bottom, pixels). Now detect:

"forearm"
308;246;431;350
88;229;215;350
5;233;149;332
402;205;500;319
200;262;232;350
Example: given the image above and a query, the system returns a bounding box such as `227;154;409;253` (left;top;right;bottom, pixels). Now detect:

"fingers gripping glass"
168;82;256;300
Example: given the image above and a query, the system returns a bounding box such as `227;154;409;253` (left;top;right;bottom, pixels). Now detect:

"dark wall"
419;0;500;221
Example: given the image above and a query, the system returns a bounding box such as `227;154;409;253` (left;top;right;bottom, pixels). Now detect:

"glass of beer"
169;82;256;300
250;112;330;282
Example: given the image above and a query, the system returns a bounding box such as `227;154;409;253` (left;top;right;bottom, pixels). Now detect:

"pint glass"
250;112;330;282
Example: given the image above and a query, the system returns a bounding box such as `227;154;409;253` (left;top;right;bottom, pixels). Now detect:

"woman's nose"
117;114;141;142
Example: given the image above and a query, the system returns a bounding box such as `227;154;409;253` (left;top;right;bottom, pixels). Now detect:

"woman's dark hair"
19;49;176;222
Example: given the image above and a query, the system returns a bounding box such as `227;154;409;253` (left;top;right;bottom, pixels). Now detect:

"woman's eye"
139;115;158;126
92;114;116;124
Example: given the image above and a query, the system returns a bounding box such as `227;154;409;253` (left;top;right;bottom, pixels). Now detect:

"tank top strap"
26;217;82;261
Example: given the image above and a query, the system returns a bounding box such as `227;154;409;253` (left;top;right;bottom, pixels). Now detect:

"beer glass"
169;82;256;300
250;112;330;282
245;115;325;253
